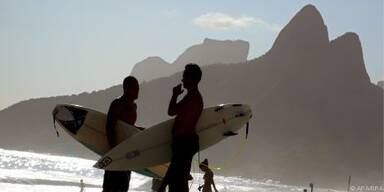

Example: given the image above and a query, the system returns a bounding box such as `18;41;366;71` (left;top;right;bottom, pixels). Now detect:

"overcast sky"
0;0;382;110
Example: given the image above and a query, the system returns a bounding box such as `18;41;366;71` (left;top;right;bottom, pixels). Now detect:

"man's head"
123;76;139;100
199;158;209;171
182;63;202;90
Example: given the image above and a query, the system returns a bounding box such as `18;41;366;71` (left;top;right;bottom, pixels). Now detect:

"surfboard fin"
246;122;249;139
52;108;60;137
223;131;238;137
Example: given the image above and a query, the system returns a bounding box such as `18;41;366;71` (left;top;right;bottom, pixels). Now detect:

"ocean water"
0;148;341;192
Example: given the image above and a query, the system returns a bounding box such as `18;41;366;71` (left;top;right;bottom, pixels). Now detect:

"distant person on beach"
103;76;140;192
198;159;218;192
310;183;314;192
80;179;85;192
158;64;204;192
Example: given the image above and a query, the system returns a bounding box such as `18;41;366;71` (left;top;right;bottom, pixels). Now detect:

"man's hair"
123;76;138;90
185;63;202;83
200;158;209;167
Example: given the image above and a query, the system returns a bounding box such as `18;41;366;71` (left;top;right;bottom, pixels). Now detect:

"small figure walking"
80;179;85;192
198;159;218;192
310;183;314;192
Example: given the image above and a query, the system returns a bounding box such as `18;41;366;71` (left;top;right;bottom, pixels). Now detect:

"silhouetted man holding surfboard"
103;76;140;192
158;64;204;192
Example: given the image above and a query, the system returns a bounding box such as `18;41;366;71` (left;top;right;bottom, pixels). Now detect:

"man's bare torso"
173;91;203;137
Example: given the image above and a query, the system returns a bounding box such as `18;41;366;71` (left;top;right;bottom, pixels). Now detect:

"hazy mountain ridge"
130;38;249;82
378;81;384;89
0;4;382;190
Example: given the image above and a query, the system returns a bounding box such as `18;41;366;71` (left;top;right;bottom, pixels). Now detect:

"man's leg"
118;171;130;192
102;171;113;192
183;142;199;192
171;136;199;192
168;139;189;192
182;135;200;192
126;171;131;191
158;154;179;192
170;150;194;192
168;168;185;192
104;170;130;192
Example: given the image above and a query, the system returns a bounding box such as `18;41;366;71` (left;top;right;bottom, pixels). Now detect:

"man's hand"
168;84;183;116
172;84;184;96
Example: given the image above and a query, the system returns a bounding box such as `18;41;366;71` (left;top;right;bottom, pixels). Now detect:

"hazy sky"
0;0;382;110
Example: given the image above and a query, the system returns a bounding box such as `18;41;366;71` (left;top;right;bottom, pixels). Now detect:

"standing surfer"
158;64;204;192
198;159;219;192
103;76;140;192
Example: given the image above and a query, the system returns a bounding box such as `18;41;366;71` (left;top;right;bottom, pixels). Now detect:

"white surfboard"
52;104;168;178
94;104;252;171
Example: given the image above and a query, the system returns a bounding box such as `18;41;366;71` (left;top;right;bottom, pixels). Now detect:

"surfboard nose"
52;104;88;135
243;104;252;119
231;104;252;120
53;105;75;121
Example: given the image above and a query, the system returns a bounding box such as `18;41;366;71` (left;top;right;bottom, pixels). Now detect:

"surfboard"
52;104;168;178
94;104;252;171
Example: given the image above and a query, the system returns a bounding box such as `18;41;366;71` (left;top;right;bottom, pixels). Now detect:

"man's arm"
168;84;183;116
168;94;178;116
106;100;119;148
211;174;218;192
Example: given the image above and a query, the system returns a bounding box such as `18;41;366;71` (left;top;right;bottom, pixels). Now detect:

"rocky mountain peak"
271;4;329;54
